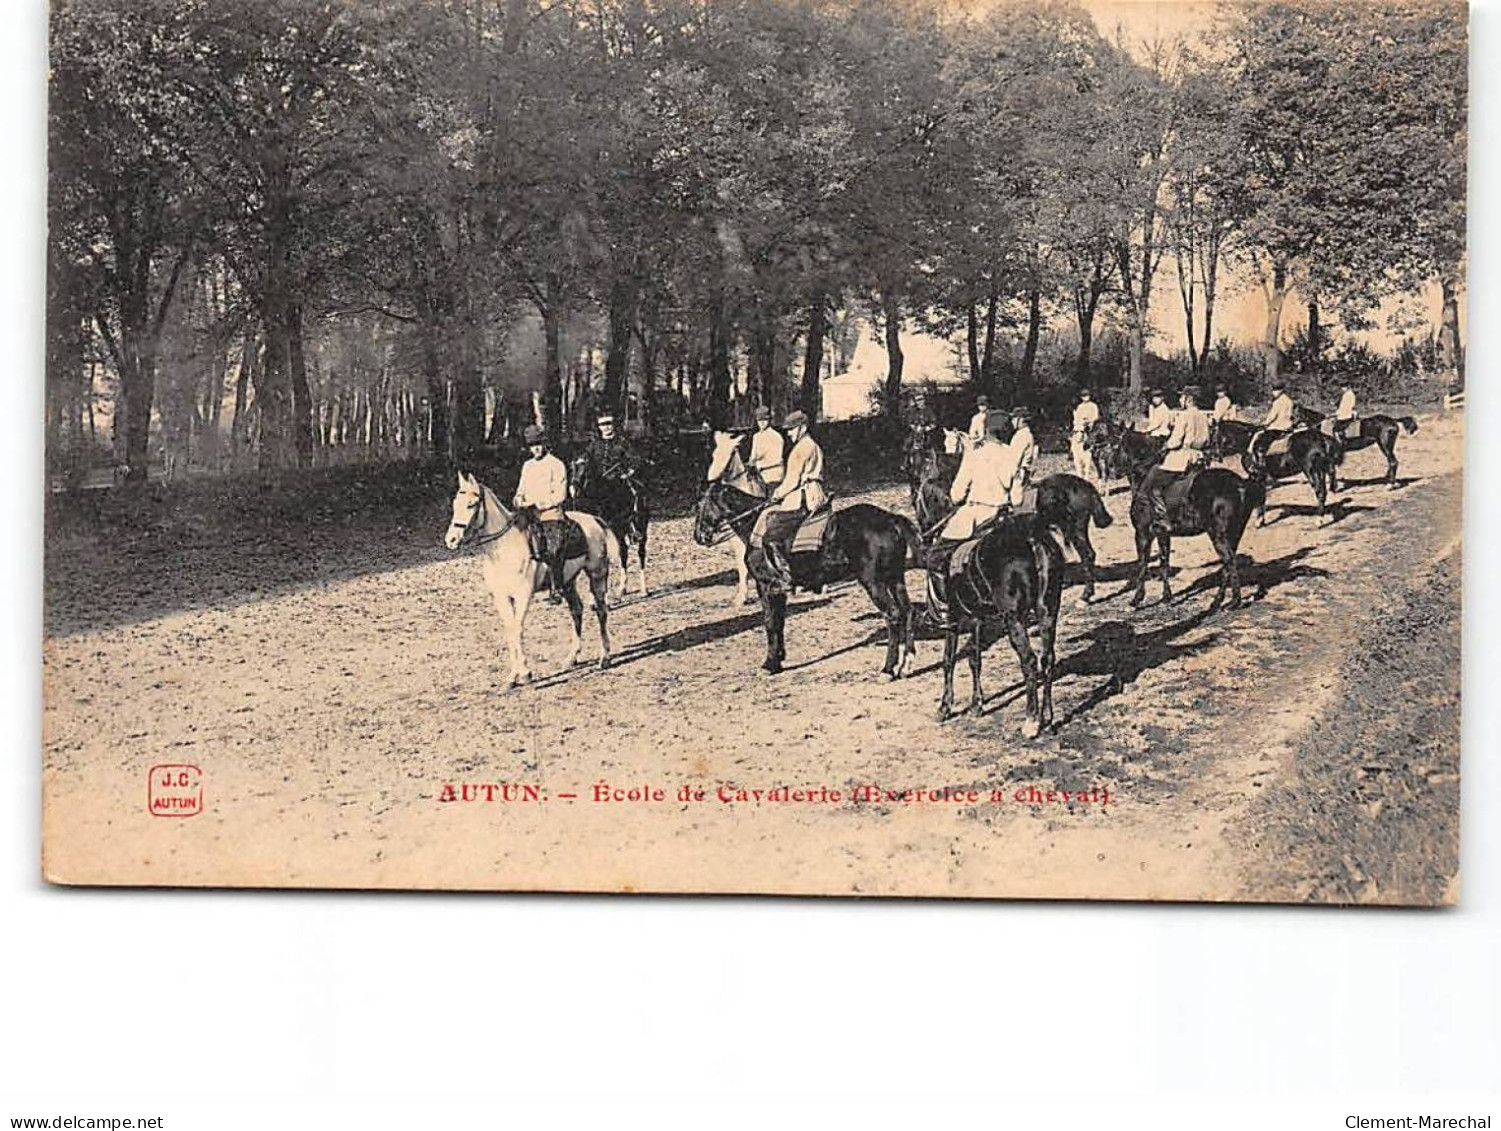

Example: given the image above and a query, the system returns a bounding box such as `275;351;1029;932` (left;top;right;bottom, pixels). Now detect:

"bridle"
698;481;766;546
448;489;516;549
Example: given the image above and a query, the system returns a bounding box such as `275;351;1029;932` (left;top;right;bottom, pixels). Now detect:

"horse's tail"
1241;478;1267;535
897;514;924;571
1088;484;1113;528
1400;416;1419;434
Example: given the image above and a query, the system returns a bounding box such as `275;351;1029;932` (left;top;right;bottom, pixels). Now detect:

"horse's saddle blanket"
947;535;984;580
1012;486;1039;515
791;506;834;554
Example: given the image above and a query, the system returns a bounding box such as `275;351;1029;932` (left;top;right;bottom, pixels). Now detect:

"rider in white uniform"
939;412;1020;542
1071;389;1100;483
1007;406;1037;507
1143;390;1174;438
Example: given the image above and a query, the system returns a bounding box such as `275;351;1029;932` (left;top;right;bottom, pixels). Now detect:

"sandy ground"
42;413;1463;903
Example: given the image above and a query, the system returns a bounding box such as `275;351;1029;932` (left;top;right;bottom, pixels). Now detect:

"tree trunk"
1126;306;1145;396
1018;287;1042;390
966;302;981;387
800;293;826;422
1440;271;1464;383
708;289;732;426
289;304;313;467
1263;262;1289;384
602;274;635;415
1199;229;1221;369
981;288;999;396
881;290;904;420
1306;298;1321;371
541;279;565;445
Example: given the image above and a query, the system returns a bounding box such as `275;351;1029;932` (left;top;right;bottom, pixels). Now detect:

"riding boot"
1150;487;1171;534
763;540;795;594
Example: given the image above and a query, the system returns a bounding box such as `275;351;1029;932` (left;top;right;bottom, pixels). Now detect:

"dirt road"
42;414;1463;903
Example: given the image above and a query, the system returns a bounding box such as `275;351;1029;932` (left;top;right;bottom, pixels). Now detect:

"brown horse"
927;515;1064;737
694;481;919;680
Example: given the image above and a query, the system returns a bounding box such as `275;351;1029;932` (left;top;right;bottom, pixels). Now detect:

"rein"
451;491;519;550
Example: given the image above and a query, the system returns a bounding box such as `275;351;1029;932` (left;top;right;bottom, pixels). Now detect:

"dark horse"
569;453;650;597
1295;406;1419;489
1089;426;1265;610
1242;428;1344;526
693;482;919;679
927;515;1064;736
1083;418;1165;483
909;430;1112;601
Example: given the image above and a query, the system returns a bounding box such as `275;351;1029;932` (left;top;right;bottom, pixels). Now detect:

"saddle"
1265;434;1292;458
1160;469;1201;509
790;504;834;554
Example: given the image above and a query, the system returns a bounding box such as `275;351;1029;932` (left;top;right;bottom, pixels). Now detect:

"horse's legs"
1383;434;1399;487
859;575;902;680
562;579;586;666
586;563;613;668
505;591;533;686
635;519;649;596
966;618;984;716
1006;616;1042;738
760;589;787;674
1066;519;1096;602
1208;528;1231;611
893;578;916;677
936;626;960;722
1157;532;1174;604
731;540;752;608
1308;462;1328;524
1036;603;1057;734
1130;522;1153;608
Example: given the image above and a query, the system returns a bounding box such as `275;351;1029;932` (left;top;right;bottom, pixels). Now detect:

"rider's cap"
754;405;771;421
782;409;809;430
976;395;989;408
1216;384;1228;393
596;413;615;426
1150;389;1164;399
1079;388;1092;398
523;424;545;444
1011;405;1032;421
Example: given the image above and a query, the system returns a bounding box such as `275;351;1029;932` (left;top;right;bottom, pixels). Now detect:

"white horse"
444;471;614;686
705;430;769;607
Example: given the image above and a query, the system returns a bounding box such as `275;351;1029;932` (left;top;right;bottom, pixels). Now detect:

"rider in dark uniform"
583;413;641;483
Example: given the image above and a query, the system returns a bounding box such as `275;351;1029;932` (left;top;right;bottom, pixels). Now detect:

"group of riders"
506;374;1368;606
1082;379;1366;530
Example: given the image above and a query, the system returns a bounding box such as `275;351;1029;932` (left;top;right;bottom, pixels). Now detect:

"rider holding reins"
1143;386;1211;531
752;410;827;593
514;424;579;600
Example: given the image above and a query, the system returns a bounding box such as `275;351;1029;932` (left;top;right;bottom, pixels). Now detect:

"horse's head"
693;481;729;547
568;451;592;492
445;471;486;551
941;428;967;457
705;430;739;484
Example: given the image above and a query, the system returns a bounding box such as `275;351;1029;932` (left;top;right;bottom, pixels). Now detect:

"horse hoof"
880;671;897;683
967;703;984;718
598;656;611;671
935;706;952;724
1129;594;1144;609
762;660;782;675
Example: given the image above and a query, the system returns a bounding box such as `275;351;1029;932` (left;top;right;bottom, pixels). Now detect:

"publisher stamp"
148;765;204;818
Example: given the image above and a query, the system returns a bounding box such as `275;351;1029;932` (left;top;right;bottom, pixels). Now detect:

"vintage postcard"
42;0;1465;902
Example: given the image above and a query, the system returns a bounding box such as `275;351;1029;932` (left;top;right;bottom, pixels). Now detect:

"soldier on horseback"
582;412;640;483
514;424;581;601
748;405;786;489
1144;389;1174;438
1071;389;1100;483
1143;386;1211;531
1333;383;1359;440
752;410;827;593
1008;406;1037;507
1249;379;1300;464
